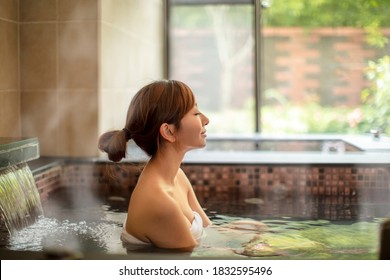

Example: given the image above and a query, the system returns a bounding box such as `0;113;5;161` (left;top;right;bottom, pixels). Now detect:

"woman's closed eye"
195;112;202;116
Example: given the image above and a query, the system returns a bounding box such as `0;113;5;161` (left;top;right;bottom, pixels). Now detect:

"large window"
167;0;390;135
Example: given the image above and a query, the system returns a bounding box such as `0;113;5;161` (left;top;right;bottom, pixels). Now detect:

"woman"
98;80;211;252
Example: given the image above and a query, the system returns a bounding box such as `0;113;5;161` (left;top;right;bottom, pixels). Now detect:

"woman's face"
175;104;209;152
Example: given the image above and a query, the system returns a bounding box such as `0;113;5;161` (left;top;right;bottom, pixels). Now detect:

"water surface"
0;187;382;259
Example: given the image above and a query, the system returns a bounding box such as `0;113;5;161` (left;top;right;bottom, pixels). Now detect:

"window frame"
165;0;263;132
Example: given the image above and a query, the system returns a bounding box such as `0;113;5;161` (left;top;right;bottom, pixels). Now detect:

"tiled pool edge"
31;157;390;220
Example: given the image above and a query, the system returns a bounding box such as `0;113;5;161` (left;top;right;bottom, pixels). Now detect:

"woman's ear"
159;123;176;143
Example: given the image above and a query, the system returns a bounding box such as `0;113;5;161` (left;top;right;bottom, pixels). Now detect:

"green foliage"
263;0;390;48
358;55;390;134
263;0;390;28
364;21;389;48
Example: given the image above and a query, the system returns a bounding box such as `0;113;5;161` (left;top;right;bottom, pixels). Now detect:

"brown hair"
98;80;196;162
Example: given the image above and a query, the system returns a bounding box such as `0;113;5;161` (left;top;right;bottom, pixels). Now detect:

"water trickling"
0;163;43;233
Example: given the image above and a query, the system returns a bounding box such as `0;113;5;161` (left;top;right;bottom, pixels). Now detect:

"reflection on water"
195;215;381;259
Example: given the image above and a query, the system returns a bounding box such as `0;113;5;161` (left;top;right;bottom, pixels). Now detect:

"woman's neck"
148;147;185;185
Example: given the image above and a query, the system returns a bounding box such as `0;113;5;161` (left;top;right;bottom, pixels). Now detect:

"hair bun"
122;128;132;140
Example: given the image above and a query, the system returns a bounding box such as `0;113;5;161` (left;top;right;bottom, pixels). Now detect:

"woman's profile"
98;80;211;252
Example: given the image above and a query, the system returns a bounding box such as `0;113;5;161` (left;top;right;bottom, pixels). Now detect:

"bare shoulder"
132;183;195;249
177;167;187;179
126;180;181;234
177;168;192;189
131;180;172;212
145;198;196;250
130;176;181;216
126;170;198;250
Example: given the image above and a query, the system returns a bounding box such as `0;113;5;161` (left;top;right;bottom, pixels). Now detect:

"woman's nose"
202;114;209;126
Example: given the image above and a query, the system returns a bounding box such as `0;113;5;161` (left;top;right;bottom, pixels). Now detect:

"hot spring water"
1;186;385;259
0;163;43;233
